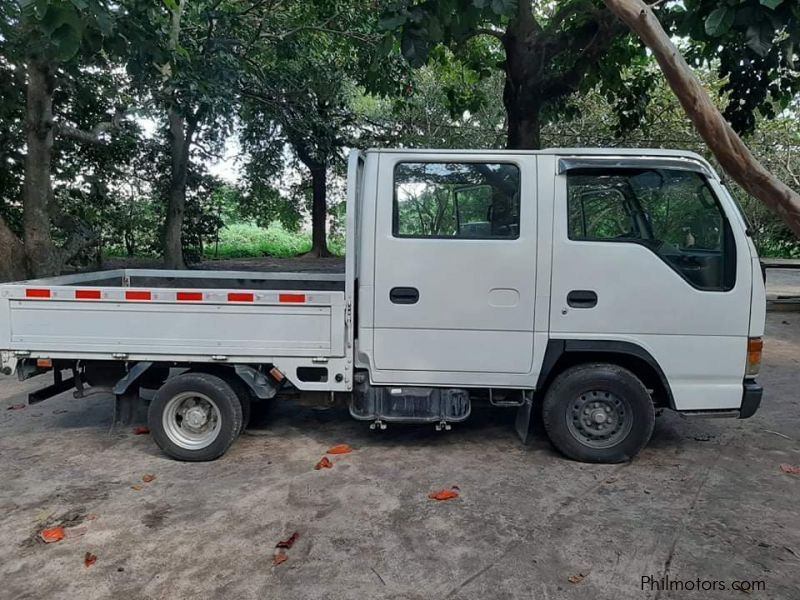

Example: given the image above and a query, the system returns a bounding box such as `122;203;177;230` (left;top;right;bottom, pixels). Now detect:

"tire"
222;376;252;433
148;372;242;462
542;363;655;464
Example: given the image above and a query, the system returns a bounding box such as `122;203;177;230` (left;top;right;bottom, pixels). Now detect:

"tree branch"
604;0;800;238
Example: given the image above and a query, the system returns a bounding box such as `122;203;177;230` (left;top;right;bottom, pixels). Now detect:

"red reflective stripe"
228;292;254;302
279;293;306;303
125;290;151;301
75;290;101;300
26;289;50;299
177;292;203;301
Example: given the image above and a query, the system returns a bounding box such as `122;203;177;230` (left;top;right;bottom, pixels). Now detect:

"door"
550;159;752;410
371;153;537;386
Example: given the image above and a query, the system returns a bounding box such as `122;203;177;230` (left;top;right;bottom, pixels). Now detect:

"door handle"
567;290;597;308
390;287;419;304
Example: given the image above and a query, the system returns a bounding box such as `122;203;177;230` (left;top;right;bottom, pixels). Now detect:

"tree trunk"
308;165;329;257
503;7;543;150
604;0;800;238
163;105;192;269
23;60;59;277
0;216;26;282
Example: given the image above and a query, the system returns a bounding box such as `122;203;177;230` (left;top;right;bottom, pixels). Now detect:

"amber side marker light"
36;359;53;369
747;337;763;377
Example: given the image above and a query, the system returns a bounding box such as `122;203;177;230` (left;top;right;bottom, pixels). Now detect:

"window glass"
567;169;735;290
394;162;520;239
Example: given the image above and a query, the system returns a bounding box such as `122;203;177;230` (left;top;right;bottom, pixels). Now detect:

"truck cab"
349;148;765;462
0;148;766;464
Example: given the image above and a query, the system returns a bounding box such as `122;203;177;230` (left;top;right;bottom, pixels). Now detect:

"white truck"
0;148;766;463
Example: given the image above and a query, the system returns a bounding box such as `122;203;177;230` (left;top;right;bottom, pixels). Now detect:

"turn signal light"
36;359;53;369
747;337;763;376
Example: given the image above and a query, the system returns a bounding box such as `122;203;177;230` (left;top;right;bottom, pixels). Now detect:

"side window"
393;162;520;239
567;168;736;291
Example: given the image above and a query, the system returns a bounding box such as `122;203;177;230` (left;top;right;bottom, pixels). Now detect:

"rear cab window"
393;162;520;239
567;168;736;291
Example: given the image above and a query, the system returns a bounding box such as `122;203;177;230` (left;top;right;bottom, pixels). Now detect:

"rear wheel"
149;372;242;461
542;363;655;463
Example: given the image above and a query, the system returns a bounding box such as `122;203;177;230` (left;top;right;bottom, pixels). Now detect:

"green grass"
205;222;313;258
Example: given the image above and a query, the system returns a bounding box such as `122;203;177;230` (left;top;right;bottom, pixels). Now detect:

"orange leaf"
40;527;65;543
142;474;156;483
272;553;288;566
84;552;98;568
314;457;333;470
568;573;586;584
780;464;800;475
326;444;352;455
276;532;299;549
428;489;459;501
132;426;150;435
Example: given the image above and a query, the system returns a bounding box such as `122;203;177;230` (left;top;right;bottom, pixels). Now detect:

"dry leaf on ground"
142;474;156;483
272;554;288;566
568;573;587;584
428;489;459;501
7;404;26;411
84;552;97;568
314;457;333;470
133;426;150;435
276;532;299;549
326;444;352;455
40;527;65;543
780;464;800;475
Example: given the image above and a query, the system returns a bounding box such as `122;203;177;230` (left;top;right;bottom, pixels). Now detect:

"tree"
382;0;645;149
605;0;800;238
123;0;242;268
240;0;406;256
1;0;129;279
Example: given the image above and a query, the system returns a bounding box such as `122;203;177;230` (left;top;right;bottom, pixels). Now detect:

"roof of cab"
361;147;716;178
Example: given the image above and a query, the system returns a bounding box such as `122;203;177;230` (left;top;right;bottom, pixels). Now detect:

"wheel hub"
162;391;222;450
567;390;633;449
184;406;209;429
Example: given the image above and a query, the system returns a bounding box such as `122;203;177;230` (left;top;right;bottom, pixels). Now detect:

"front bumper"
739;380;763;419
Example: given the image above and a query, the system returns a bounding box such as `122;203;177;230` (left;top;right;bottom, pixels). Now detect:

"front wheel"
542;363;655;463
148;372;242;461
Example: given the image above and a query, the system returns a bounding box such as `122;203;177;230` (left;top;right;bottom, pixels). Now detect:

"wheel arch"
535;339;674;409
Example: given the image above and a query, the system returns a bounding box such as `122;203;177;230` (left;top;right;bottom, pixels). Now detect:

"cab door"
370;153;538;387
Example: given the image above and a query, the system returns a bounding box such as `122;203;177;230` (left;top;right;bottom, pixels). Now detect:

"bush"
204;222;313;258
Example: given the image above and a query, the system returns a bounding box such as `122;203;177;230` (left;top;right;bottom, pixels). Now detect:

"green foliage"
670;0;800;133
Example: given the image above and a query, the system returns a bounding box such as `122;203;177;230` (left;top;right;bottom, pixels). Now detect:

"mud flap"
514;392;534;444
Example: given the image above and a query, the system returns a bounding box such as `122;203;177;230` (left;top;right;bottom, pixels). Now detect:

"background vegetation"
1;0;799;280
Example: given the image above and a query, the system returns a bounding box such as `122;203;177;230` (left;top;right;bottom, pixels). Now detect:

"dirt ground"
1;317;799;600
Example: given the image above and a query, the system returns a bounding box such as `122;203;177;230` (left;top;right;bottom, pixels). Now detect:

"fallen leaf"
142;474;156;483
40;527;65;543
780;464;800;475
326;444;352;455
84;552;97;568
86;514;98;521
568;573;586;584
428;489;459;501
314;457;333;470
131;484;143;491
133;426;150;435
7;404;26;411
272;553;288;566
276;532;299;549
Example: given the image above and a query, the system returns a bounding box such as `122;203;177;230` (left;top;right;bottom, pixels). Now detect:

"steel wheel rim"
565;389;633;449
163;391;222;450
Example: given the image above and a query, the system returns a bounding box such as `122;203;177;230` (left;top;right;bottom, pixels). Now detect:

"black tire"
221;375;252;433
542;363;655;464
148;372;242;462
